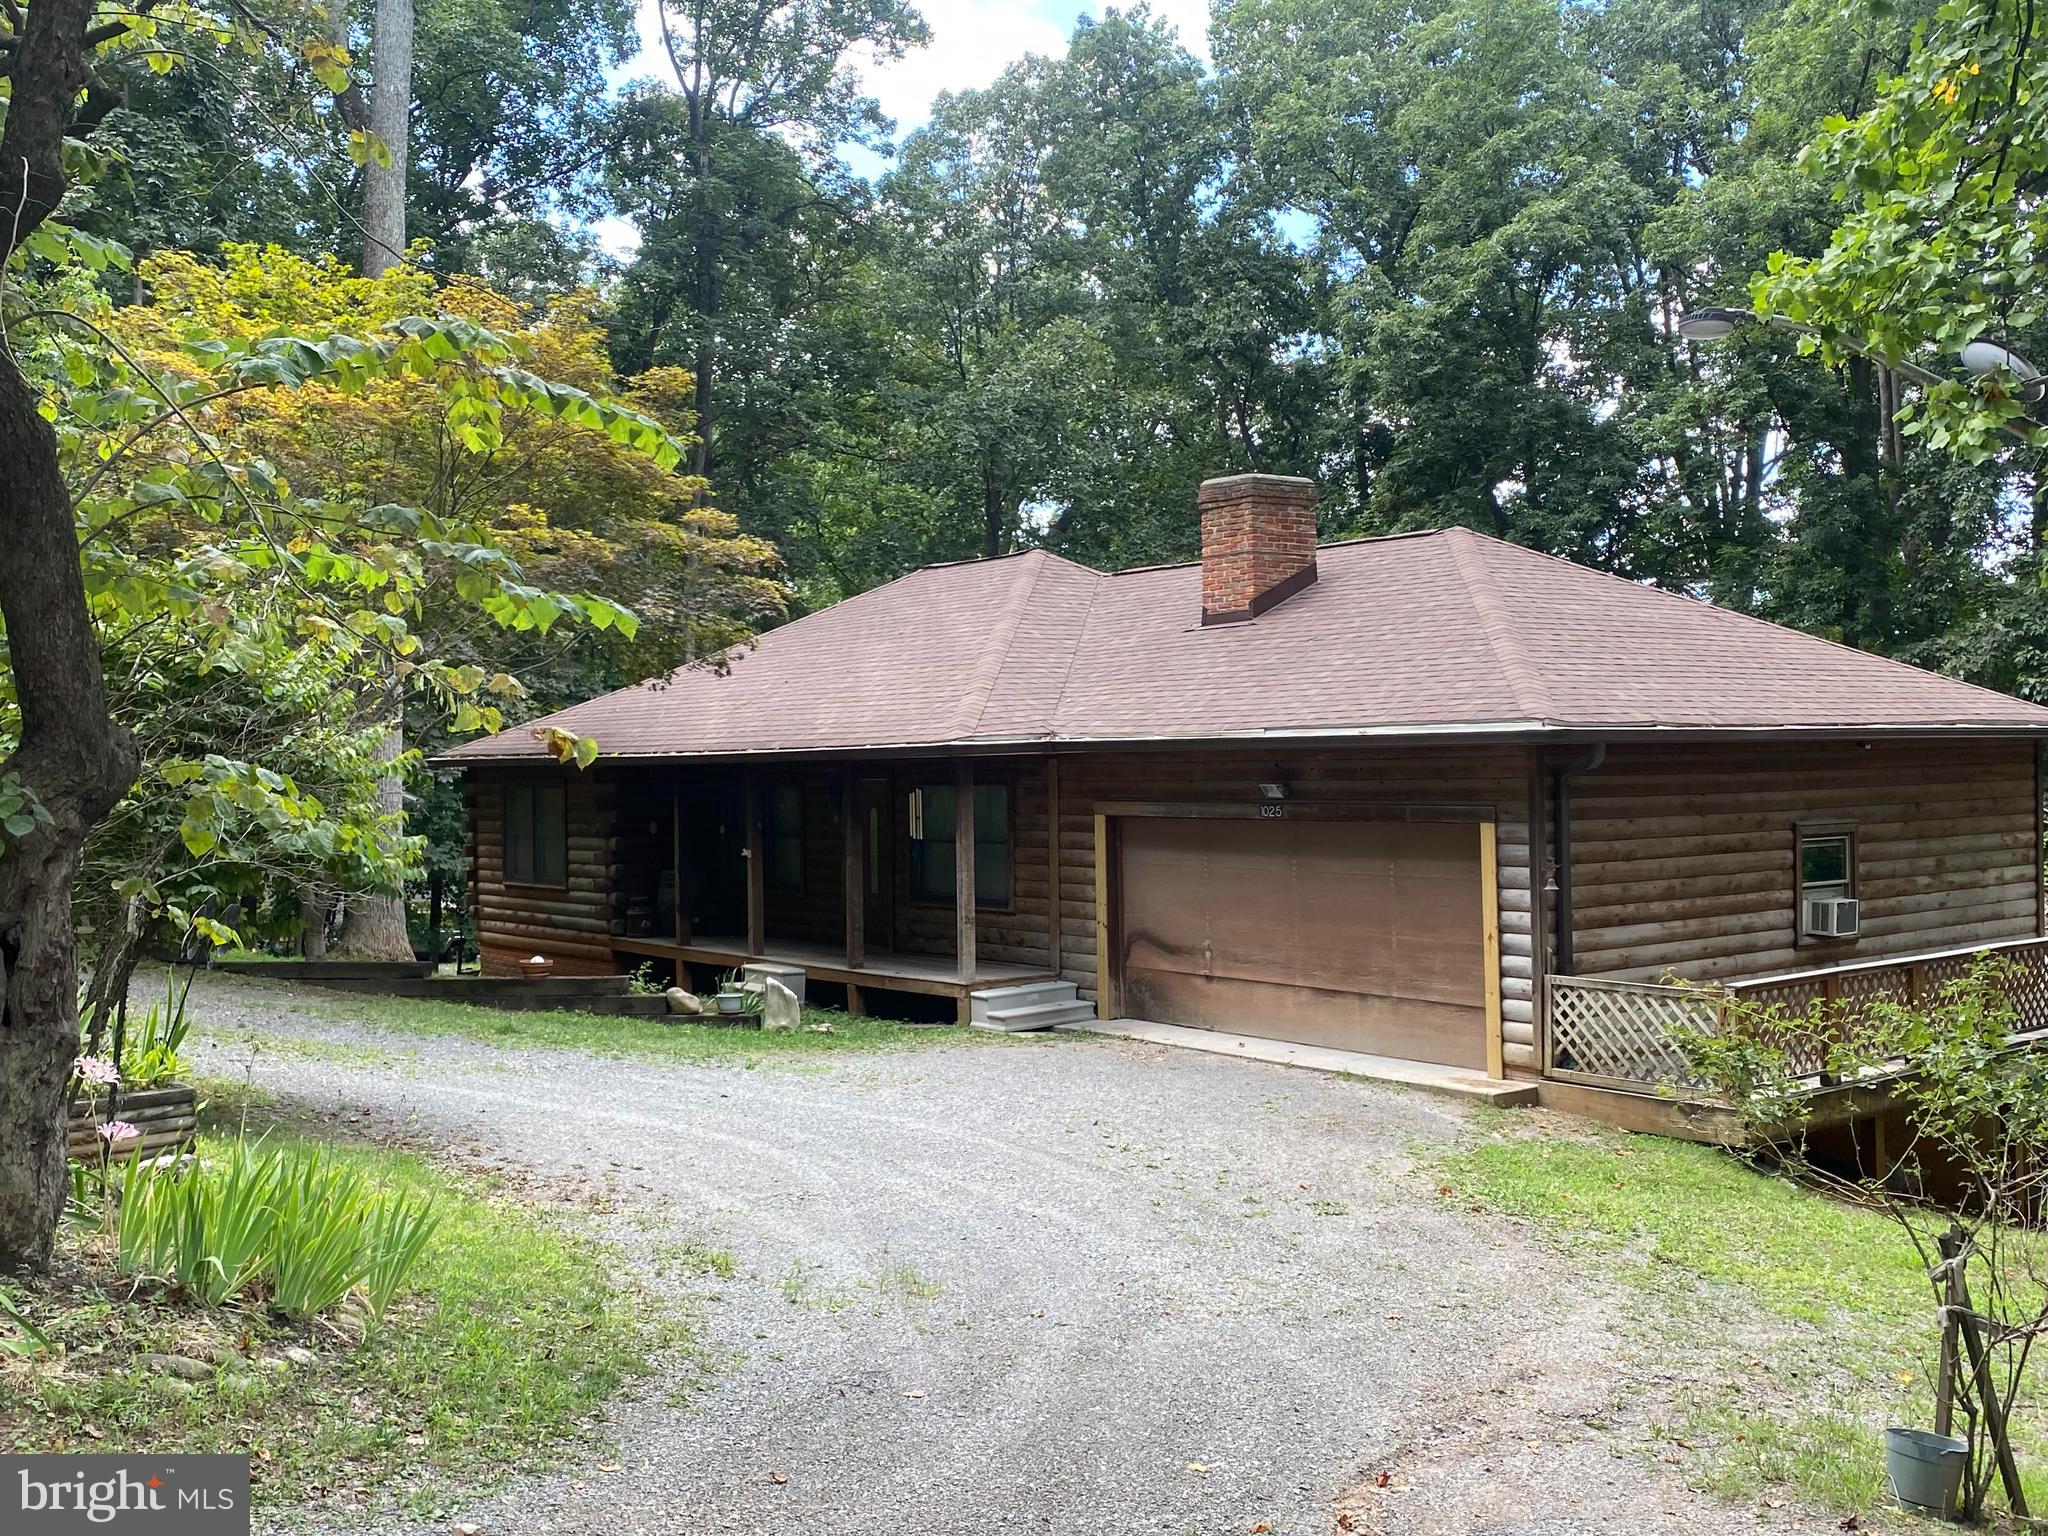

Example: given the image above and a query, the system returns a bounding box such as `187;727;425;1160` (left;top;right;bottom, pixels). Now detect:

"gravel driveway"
182;976;1811;1536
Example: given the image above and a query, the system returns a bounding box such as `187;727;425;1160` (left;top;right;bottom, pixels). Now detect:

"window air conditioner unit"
1803;896;1860;939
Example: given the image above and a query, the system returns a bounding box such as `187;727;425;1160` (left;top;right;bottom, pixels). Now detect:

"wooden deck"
608;934;1054;1007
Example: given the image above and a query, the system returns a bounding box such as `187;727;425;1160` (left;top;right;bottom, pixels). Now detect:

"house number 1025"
1257;803;1286;819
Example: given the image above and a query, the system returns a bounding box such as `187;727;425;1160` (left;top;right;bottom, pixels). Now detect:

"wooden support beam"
955;759;977;984
744;771;765;958
1481;819;1504;1081
1046;757;1062;980
842;770;864;970
1094;812;1113;1020
672;773;688;942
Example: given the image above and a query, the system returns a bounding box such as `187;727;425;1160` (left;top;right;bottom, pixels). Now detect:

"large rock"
665;987;702;1016
760;976;802;1032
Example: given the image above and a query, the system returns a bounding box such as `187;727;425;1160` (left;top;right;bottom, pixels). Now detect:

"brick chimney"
1198;473;1319;625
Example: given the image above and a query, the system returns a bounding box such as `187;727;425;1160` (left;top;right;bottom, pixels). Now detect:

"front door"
682;780;748;939
858;778;893;952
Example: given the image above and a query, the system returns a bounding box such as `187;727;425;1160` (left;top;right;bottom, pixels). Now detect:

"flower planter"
66;1082;199;1161
518;956;557;980
715;989;746;1016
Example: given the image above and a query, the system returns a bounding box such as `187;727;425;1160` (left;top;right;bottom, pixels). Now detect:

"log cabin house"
441;474;2048;1126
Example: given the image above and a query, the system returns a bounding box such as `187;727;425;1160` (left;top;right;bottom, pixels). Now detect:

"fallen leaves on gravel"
902;1388;926;1399
769;1472;788;1485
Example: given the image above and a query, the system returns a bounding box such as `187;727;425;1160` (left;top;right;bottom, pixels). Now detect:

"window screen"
768;782;804;891
505;781;567;887
1800;834;1852;901
909;783;1010;907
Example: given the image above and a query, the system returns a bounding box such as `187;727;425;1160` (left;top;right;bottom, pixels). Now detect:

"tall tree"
609;0;928;482
0;0;148;1276
361;0;415;276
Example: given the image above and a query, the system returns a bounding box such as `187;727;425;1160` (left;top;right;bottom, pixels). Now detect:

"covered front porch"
601;754;1066;1019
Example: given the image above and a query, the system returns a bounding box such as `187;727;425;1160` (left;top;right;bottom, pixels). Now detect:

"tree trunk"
332;719;415;959
361;0;413;277
0;350;139;1273
80;894;145;1054
298;887;331;961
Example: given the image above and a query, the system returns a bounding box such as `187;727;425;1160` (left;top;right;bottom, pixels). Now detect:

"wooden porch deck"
608;935;1054;1003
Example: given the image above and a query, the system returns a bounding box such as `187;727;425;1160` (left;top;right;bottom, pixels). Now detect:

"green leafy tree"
0;0;730;1267
606;0;928;485
1755;0;2048;460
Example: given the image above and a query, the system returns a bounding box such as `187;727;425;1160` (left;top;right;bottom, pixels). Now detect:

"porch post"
842;769;864;970
1045;757;1061;980
744;770;765;958
955;758;976;986
671;771;688;942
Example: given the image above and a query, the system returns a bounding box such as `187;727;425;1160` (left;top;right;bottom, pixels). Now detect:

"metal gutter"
429;718;2048;768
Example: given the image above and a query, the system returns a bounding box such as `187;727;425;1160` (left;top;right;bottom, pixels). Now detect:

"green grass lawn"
1437;1111;2048;1522
194;968;1034;1069
0;1112;693;1518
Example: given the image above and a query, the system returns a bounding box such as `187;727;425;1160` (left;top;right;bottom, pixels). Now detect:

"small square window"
1797;828;1857;943
1800;834;1852;896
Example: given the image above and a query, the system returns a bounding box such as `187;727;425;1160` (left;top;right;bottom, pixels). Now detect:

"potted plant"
714;970;749;1016
519;953;555;980
69;970;200;1163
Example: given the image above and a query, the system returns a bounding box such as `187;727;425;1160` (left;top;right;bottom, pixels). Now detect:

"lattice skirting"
1546;977;1717;1090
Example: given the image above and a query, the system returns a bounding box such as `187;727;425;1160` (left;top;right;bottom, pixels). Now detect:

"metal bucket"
1885;1426;1968;1519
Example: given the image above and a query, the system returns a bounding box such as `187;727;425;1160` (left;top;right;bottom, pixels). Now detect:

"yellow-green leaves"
533;726;600;769
300;34;355;94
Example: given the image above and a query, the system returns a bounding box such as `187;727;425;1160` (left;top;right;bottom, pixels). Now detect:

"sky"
595;0;1214;254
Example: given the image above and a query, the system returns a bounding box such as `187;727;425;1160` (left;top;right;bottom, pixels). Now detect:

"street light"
1960;339;2045;401
1672;306;1749;342
1673;304;2043;442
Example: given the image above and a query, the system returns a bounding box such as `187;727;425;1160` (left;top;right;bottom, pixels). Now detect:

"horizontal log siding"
1568;740;2044;985
887;763;1054;971
468;767;620;977
1054;746;1538;1073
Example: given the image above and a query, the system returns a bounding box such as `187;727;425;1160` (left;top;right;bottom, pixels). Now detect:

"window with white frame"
1797;828;1857;940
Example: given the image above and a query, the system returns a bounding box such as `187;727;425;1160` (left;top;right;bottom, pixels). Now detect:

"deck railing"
1545;935;2048;1093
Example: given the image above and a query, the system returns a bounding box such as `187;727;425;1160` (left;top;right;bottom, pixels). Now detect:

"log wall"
1565;739;2045;986
468;768;622;977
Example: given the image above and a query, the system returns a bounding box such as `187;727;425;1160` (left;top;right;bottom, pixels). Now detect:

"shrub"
1680;957;2048;1522
117;1139;439;1324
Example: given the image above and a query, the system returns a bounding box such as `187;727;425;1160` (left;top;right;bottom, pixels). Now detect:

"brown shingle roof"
441;528;2048;762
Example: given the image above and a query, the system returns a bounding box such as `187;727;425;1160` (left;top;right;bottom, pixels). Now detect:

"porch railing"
1545;935;2048;1093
